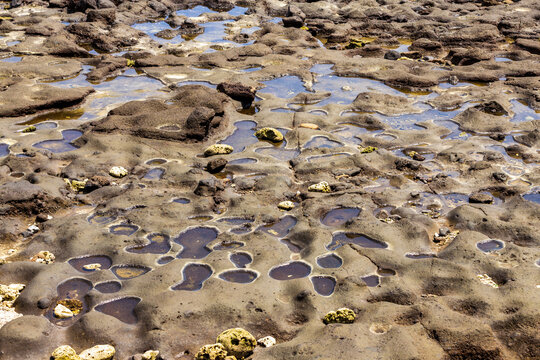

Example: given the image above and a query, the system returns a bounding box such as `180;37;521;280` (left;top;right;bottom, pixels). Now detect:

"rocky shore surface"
0;0;539;359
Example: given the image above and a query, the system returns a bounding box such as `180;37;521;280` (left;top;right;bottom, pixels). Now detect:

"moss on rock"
216;328;256;359
195;343;228;360
255;127;284;143
323;308;356;324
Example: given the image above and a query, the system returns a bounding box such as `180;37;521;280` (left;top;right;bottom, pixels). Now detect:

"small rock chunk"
216;328;257;359
51;345;80;360
109;166;128;178
195;343;228;360
204;144;233;157
255;128;284;143
308;181;331;193
79;345;115;360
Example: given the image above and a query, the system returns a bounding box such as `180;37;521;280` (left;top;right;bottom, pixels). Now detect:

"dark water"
109;224;139;236
126;233;171;254
94;281;122;293
476;239;504;253
311;276;336;296
219;269;258;283
33;129;82;153
321;208;361;227
95;297;141;324
174;227;219;259
316;253;343;268
327;232;388;250
171;263;213;291
362;275;380;287
259;215;297;237
68;255;112;272
269;261;311;280
229;252;253;268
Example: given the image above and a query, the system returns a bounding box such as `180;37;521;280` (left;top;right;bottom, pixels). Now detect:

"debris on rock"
30;250;55;264
257;336;276;348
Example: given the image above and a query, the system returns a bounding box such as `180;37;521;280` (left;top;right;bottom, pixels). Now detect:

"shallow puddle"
523;189;539;204
269;261;311;280
219;269;258;283
146;158;167;165
172;197;191;204
316;253;343;268
321;208;361;227
254;147;300;161
259;76;305;99
0;143;9;157
259;215;297;237
174;226;218;259
22;108;84;125
213;240;244;250
228;158;257;165
157;255;175;265
57;278;93;299
327;232;388;251
126;233;171;254
33;129;82;153
311;276;336;296
307;153;351;163
220;120;257;152
95;297;141;324
476;239;504;253
510;99;539;123
94;281;122;293
111;265;151;280
361;275;380;287
109;224;139;236
68;255;112;272
143;167;165;180
229;252;253;268
304;136;343;149
405;252;437;259
171;263;213;291
46;278;92;325
87;213;117;225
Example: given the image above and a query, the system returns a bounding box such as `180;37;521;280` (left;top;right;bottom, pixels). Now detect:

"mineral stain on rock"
111;265;152;280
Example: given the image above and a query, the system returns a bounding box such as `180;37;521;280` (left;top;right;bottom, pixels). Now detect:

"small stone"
37;297;51;309
30;250;55;264
82;263;102;271
204;144;233;157
299;123;319;130
195;343;228;360
26;224;40;234
492;172;507;182
109;166;128;178
376;209;389;219
384;50;400;60
341;85;352;91
257;336;276;348
278;201;295;210
35;213;50;223
323;308;356;324
438;227;450;236
142;350;160;360
79;345;116;360
469;192;493;204
58;299;83;315
207;158;227;173
308;181;331;193
255;127;284;143
216;328;257;359
359;146;377;153
51;345;80;360
23;125;36;133
54;304;74;319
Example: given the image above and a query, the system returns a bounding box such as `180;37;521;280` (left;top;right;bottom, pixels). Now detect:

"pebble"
54;304;74;319
255;127;284;142
142;350;160;360
278;201;295;210
257;336;276;348
51;345;80;360
82;263;102;271
308;181;331;193
109;166;128;178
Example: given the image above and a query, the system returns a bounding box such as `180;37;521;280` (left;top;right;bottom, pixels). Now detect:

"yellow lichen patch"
359;146;378;153
58;299;83;315
299;123;319;130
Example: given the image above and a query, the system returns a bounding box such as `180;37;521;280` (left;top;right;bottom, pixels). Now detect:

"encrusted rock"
23;125;36;133
299;123;319;130
308;181;331;193
109;166;128;178
255;127;284;143
58;299;83;315
204;144;233;157
207;158;227;174
142;350;160;360
278;201;295;210
359;146;378;153
216;328;257;359
79;344;115;360
323;308;356;324
51;345;80;360
65;179;88;192
0;283;25;306
195;343;228;360
54;304;74;319
257;336;276;348
30;250;55;264
469;192;493;204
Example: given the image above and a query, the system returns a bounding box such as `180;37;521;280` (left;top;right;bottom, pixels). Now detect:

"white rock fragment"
54;304;74;319
82;263;102;271
257;336;276;348
109;166;128;178
142;349;160;360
